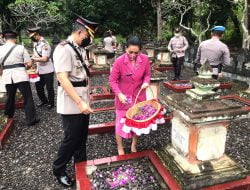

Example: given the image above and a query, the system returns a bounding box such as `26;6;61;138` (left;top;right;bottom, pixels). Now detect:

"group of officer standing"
0;26;56;126
0;15;98;187
0;14;230;187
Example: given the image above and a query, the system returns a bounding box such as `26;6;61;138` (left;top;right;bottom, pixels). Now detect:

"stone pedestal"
94;50;108;65
155;47;172;66
172;111;229;162
156;145;247;190
145;47;155;58
158;62;250;189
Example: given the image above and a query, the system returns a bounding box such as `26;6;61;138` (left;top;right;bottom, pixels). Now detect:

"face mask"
80;37;91;48
175;33;180;37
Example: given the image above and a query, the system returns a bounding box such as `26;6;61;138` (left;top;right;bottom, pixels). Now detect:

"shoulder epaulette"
59;41;69;46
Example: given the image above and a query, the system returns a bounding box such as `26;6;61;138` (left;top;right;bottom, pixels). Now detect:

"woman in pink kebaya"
109;36;151;155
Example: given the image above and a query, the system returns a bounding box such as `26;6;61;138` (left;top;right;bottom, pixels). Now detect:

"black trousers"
172;56;185;78
35;72;55;105
5;81;37;125
53;114;90;176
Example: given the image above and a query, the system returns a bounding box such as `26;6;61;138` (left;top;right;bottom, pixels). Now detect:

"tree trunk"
156;0;162;41
242;0;249;49
0;16;2;33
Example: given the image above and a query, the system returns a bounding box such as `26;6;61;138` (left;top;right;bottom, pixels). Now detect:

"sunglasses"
128;51;139;55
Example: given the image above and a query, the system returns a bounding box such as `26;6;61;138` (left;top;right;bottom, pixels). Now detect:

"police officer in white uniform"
0;31;39;126
195;26;230;79
52;16;98;187
28;27;55;109
168;27;189;80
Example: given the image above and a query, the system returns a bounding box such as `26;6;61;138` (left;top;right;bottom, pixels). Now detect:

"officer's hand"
141;83;149;89
78;101;93;114
118;93;127;104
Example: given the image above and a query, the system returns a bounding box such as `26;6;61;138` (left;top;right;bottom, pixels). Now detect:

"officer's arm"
23;47;32;68
32;44;50;62
32;56;49;62
167;39;173;52
222;46;231;67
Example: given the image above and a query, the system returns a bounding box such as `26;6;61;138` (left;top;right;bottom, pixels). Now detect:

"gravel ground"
91;100;114;109
0;68;249;190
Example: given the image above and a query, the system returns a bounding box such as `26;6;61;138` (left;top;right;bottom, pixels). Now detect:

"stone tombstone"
156;47;171;65
93;49;109;65
236;49;246;70
144;43;155;58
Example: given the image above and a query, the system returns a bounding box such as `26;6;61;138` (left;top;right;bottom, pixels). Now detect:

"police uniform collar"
67;36;80;49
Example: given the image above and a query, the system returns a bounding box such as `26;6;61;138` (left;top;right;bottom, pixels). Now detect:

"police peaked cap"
27;27;41;37
75;15;98;38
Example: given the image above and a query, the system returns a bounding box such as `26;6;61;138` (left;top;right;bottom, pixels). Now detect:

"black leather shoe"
47;104;54;109
37;102;48;107
55;174;73;187
27;118;40;126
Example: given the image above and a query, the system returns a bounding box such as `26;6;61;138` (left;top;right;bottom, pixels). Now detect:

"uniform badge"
44;44;48;50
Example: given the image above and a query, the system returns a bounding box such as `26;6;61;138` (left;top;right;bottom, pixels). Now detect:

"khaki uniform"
52;36;90;176
168;35;189;79
0;41;37;125
196;38;230;75
168;35;189;58
0;42;30;84
53;36;90;114
103;36;115;53
33;37;54;74
33;37;55;106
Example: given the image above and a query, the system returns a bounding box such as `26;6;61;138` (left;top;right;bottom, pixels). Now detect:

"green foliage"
116;35;126;44
0;0;247;48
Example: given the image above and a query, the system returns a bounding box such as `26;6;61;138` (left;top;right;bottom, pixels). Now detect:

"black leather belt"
3;63;25;70
58;80;88;87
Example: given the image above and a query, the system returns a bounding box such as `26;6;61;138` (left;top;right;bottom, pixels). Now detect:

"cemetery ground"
0;68;249;190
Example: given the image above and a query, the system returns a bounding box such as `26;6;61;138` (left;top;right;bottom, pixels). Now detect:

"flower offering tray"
0;118;14;149
164;79;233;93
163;80;193;93
75;150;177;190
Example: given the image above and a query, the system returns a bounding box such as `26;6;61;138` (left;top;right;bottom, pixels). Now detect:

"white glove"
141;83;149;89
118;93;127;104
